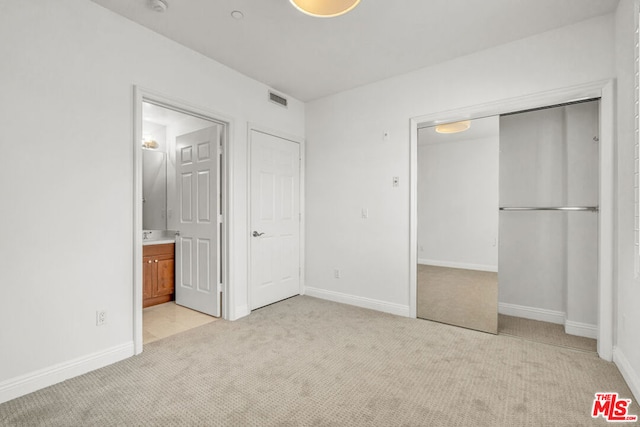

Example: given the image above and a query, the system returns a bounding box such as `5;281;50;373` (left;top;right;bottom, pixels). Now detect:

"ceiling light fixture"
435;120;471;134
230;10;244;20
148;0;168;13
289;0;360;18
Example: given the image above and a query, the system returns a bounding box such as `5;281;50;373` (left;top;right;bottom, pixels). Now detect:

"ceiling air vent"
268;91;288;108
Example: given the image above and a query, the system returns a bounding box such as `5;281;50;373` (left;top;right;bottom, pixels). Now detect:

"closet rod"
499;206;599;212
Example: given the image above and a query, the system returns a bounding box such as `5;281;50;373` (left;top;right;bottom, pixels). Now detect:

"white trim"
305;287;410;317
597;81;615;361
409;79;615;361
498;302;565;325
613;347;640;403
564;320;598;339
247;124;305;313
418;258;498;272
133;86;234;355
0;342;133;404
409;117;418;319
231;305;251;321
299;135;306;297
499;303;598;339
133;88;144;355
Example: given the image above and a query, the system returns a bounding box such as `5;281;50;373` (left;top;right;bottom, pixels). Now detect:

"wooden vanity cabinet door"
142;243;175;308
143;255;155;300
155;254;175;297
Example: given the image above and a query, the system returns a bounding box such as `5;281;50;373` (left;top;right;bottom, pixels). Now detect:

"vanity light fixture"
289;0;360;17
142;136;159;150
435;120;471;134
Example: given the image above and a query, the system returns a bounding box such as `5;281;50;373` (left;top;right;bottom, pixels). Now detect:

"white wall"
305;14;615;315
613;0;640;401
0;0;304;402
417;129;499;271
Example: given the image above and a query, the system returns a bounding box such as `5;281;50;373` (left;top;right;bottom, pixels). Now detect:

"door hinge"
218;145;223;155
218;214;223;224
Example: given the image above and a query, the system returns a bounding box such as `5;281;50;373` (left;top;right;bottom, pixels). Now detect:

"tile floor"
143;302;217;344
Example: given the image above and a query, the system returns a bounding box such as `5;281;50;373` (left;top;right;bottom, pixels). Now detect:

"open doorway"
133;89;230;353
497;100;600;352
409;81;615;361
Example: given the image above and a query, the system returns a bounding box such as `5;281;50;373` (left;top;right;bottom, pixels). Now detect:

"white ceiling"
90;0;619;102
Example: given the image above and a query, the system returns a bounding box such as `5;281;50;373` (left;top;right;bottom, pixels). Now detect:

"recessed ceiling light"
230;10;244;20
148;0;168;13
435;120;471;134
289;0;360;18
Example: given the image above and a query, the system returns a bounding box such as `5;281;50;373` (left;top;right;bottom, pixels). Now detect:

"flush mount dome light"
435;120;471;134
289;0;361;17
148;0;168;13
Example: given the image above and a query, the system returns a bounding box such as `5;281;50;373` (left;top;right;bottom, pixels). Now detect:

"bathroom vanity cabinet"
143;243;175;308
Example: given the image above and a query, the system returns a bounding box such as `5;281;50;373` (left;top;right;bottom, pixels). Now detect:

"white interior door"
175;126;221;316
250;130;301;310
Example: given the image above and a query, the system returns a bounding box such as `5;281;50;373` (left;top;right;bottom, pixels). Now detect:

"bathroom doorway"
133;89;230;353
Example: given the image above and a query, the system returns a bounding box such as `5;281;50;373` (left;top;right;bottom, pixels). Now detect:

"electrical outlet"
334;269;340;279
361;208;368;219
96;310;106;326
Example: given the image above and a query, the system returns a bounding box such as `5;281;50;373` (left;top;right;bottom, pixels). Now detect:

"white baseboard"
418;259;498;273
0;342;134;404
305;287;410;317
499;303;599;339
613;347;640;403
498;302;565;325
564;320;598;339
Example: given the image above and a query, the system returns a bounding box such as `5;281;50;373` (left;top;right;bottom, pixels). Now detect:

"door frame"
246;123;305;311
409;79;615;361
133;86;233;355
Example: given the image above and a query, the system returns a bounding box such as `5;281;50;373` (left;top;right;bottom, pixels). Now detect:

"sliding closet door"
498;101;599;334
416;117;499;334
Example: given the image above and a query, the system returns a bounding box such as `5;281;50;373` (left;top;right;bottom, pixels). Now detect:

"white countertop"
143;239;175;246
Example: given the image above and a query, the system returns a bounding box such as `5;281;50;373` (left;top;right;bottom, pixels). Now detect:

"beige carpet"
499;314;597;353
0;296;636;426
417;264;498;334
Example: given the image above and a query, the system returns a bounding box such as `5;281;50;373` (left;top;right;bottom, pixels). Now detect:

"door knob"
252;231;265;237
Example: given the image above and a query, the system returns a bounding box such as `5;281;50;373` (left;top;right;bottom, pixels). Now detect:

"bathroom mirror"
142;149;167;230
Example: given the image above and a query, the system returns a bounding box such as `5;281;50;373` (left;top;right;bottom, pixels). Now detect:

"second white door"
250;130;301;310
